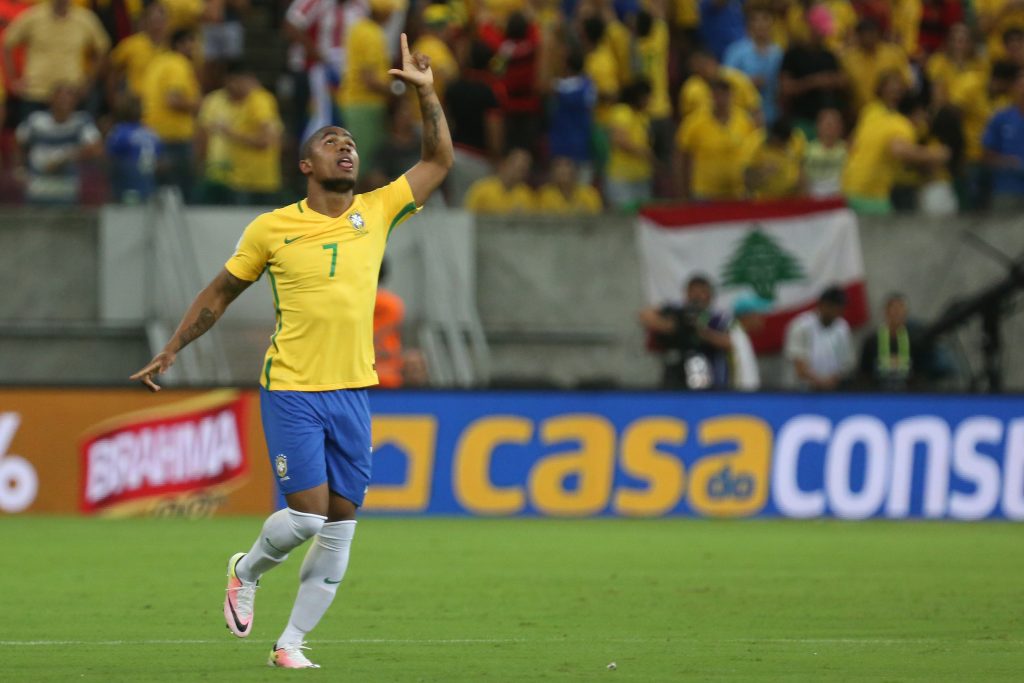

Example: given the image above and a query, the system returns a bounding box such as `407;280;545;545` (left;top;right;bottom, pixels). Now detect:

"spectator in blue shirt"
983;70;1024;210
548;49;596;182
699;0;746;61
106;95;161;204
724;5;783;125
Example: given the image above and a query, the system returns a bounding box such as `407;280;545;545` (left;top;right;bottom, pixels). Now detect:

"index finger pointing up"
400;32;409;60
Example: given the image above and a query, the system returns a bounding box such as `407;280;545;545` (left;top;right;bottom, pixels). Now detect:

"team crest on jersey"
275;454;288;479
349;212;365;232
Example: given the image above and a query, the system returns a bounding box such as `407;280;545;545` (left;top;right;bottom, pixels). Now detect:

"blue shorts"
259;387;372;506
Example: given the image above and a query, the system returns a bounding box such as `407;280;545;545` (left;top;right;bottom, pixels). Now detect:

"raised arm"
130;268;253;391
389;33;454;206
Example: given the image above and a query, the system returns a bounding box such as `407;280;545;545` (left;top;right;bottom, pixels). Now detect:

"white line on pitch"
0;637;1020;647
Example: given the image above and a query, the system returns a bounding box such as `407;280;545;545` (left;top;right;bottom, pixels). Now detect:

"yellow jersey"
142;51;199;141
198;89;237;183
607;103;652;182
463;176;536;213
841;43;912;112
842;101;915;199
110;31;162;97
977;0;1024;58
926;53;986;102
225;177;420;391
637;18;671;119
536;183;602;214
949;70;1005;162
679;68;761;118
585;42;620;124
676;106;756;199
742;129;807;199
339;18;388;107
226;87;283;193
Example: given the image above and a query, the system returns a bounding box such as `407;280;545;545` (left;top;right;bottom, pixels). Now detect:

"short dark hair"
506;11;529;40
635;10;653;38
224;60;251;77
885;292;906;306
621;79;652;107
768;118;793;143
582;16;606;45
300;125;348;161
170;29;194;50
856;18;880;35
468;41;494;71
1004;27;1024;45
687;274;713;289
820;285;847;307
565;49;585;74
992;60;1020;83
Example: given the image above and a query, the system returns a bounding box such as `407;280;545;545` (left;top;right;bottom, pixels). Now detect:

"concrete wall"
9;205;1024;388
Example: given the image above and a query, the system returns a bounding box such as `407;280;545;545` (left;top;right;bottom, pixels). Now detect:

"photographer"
639;274;733;389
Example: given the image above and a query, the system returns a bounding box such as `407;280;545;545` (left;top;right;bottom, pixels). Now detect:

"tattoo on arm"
176;307;217;351
420;90;442;157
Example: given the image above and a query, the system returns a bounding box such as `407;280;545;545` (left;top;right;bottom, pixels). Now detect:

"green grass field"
2;517;1023;682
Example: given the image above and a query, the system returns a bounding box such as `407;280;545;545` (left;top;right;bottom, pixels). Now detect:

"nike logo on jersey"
284;235;306;244
324;578;342;584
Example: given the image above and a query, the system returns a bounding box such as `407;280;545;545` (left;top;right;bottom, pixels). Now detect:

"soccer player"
128;34;452;669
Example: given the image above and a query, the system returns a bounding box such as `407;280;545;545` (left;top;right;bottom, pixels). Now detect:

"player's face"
305;127;360;190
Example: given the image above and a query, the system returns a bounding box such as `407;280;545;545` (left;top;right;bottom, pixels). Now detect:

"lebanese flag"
636;198;869;353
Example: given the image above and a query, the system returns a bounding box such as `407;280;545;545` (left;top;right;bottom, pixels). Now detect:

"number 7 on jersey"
322;242;338;278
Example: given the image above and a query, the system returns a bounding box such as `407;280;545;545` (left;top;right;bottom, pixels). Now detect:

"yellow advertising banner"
0;388;274;517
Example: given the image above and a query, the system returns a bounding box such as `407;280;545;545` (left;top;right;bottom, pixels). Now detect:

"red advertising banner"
0;388;274;517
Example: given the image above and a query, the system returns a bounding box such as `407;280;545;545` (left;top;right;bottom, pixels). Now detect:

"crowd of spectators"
7;0;1024;214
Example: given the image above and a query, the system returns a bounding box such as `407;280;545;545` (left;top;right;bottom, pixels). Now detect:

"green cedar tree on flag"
720;228;805;301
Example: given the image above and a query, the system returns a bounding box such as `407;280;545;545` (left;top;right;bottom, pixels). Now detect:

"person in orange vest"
373;259;406;388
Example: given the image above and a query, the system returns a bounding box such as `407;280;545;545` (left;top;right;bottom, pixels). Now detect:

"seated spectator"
803;108;847;197
730;294;771;391
605;80;654;211
783;285;854;391
106;95;160;204
446;41;505;204
842;71;949;214
338;0;397;189
858;293;929;391
743;118;807;199
464;147;536;213
107;2;169;101
918;0;965;58
724;3;783;125
983;68;1024;210
842;18;912;113
479;11;541;152
639;274;733;390
15;83;101;204
925;23;983;104
779;10;847;137
698;0;746;61
680;48;761;120
537;157;602;214
3;0;110;120
548;49;596;182
142;28;201;200
675;78;757;200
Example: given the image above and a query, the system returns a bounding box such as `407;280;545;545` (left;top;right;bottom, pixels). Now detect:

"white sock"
235;508;327;583
278;520;357;646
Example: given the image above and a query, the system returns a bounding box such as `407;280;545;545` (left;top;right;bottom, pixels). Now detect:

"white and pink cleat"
268;642;321;669
223;552;257;638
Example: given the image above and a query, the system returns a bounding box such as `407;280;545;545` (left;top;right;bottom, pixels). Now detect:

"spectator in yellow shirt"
581;15;619;124
108;3;168;101
634;10;672;176
3;0;110;118
606;80;654;211
141;28;200;199
977;0;1024;60
675;78;757;200
1002;26;1024;68
744;119;807;199
537;156;602;214
842;70;950;214
679;49;762;121
412;5;458;104
220;63;283;204
925;23;985;104
196;78;239;203
338;0;398;185
464;148;536;213
842;18;913;113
